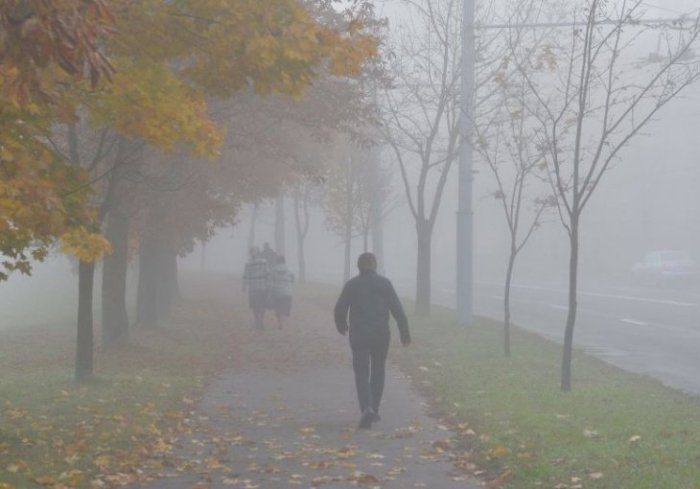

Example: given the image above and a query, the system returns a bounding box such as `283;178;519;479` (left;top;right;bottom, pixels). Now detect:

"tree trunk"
157;242;179;318
503;244;517;357
293;194;307;284
275;195;286;258
70;122;95;382
102;210;130;346
370;177;384;273
137;233;159;326
561;221;580;392
415;221;432;315
343;218;352;283
247;202;259;252
343;159;354;283
76;261;95;382
297;237;306;283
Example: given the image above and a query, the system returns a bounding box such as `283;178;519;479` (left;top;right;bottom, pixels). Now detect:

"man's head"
357;252;377;273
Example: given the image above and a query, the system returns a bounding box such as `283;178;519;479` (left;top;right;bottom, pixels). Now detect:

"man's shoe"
358;409;374;429
371;412;381;423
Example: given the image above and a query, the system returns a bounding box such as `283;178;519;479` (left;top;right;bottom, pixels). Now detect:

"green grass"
0;280;247;489
394;306;700;489
4;278;700;489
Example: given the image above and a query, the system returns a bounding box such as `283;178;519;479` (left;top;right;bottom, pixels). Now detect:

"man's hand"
400;335;411;347
336;324;348;336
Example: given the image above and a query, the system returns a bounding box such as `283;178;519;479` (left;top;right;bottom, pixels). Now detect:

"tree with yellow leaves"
0;1;115;281
62;0;379;379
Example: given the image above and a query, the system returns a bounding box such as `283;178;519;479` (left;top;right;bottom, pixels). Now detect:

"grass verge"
394;306;700;489
0;273;245;489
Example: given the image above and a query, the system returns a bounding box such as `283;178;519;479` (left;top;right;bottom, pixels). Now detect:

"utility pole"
370;170;385;270
456;5;693;326
456;0;475;326
454;1;688;326
370;147;385;273
369;87;385;273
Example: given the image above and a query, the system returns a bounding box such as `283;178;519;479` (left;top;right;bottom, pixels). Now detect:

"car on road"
631;250;699;286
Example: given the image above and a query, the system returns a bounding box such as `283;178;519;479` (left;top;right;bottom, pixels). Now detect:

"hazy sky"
4;0;700;329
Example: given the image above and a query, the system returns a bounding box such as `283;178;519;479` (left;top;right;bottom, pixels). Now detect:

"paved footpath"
130;285;482;489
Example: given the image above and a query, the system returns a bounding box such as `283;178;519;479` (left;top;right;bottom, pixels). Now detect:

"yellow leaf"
347;471;380;484
59;227;112;262
206;458;225;469
59;469;86;483
489;469;514;486
64;454;81;465
94;455;111;469
490;444;509;458
33;475;56;485
5;460;27;473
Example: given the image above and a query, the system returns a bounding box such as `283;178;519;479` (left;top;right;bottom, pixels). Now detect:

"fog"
4;0;700;323
179;81;700;290
0;257;77;329
170;0;700;296
4;2;700;488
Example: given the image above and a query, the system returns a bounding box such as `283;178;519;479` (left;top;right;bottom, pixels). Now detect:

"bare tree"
291;166;328;284
292;181;314;284
377;0;463;315
510;0;700;390
377;0;509;315
475;78;551;357
353;147;395;253
474;0;566;356
247;202;261;253
321;141;389;282
61;121;138;378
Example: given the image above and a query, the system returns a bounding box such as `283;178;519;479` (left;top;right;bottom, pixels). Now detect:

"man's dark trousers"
351;335;390;414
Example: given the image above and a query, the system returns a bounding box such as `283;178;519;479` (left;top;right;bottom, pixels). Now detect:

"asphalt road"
428;279;700;397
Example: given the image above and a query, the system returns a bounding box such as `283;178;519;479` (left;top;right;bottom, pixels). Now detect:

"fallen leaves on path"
0;280;488;489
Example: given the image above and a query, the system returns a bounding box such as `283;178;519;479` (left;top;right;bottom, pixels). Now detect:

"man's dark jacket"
334;270;410;344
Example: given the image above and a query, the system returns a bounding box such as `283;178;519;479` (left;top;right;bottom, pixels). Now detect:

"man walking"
334;252;411;429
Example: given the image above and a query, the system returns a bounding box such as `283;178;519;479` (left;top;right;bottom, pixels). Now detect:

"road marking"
580;291;696;307
620;318;649;326
583;346;630;357
479;282;699;308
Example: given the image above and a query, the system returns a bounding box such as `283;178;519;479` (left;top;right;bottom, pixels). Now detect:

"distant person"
261;242;277;266
242;246;269;330
334;252;411;429
268;255;295;329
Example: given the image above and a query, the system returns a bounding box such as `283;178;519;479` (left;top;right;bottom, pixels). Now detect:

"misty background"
2;0;699;329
